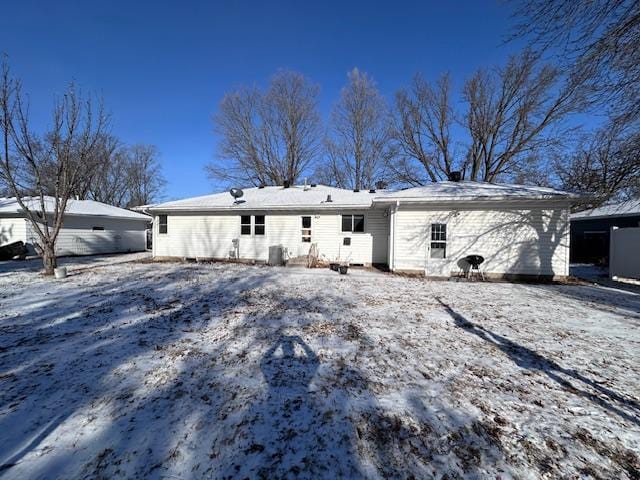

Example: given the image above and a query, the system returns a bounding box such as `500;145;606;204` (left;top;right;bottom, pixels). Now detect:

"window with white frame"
254;215;265;235
301;216;312;242
158;215;168;234
341;214;364;233
240;215;251;235
430;223;446;258
240;215;265;235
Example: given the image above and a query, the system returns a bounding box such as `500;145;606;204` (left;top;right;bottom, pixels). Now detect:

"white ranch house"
149;181;576;279
0;196;151;256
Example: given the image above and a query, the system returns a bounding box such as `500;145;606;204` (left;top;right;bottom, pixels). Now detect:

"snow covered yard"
0;257;639;479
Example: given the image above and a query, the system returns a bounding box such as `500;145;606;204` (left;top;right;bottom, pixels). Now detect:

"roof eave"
148;203;376;212
571;212;640;221
2;210;151;221
372;195;577;203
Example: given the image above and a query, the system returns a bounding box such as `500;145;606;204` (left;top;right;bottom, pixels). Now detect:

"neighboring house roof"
130;204;156;214
373;181;577;203
149;182;577;212
571;199;640;221
0;196;151;221
130;204;156;210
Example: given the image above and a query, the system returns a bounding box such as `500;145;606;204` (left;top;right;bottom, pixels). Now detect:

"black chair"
465;254;485;281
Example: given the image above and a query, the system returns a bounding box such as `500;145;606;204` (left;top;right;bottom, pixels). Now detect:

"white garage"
0;196;151;257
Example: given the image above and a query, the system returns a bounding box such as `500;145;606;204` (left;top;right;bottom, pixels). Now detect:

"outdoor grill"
465;255;485;281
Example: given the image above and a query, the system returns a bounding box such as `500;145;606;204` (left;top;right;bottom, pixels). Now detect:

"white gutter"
372;195;579;204
148;203;377;213
2;211;152;222
571;212;640;221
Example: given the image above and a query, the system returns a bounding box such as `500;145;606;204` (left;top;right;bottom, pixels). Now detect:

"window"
159;215;168;234
92;226;105;231
241;215;251;235
240;215;265;235
341;214;365;233
301;216;312;242
254;215;265;235
430;223;446;259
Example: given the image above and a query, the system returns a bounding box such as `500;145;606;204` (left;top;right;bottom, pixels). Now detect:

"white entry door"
299;216;313;256
425;223;449;276
239;214;268;261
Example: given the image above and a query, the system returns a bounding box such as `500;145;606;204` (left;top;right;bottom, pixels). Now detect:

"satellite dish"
230;188;244;199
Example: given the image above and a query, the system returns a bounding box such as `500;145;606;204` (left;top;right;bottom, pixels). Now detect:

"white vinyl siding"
24;215;148;256
0;217;27;247
392;202;570;276
153;209;390;265
153;213;239;259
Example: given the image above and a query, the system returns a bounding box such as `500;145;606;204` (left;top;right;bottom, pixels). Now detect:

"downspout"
388;207;393;271
389;201;399;272
564;203;570;277
151;214;156;258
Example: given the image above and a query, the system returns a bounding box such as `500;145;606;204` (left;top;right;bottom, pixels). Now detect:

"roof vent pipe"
448;171;462;182
326;195;333;203
369;188;376;193
283;179;291;188
353;188;360;192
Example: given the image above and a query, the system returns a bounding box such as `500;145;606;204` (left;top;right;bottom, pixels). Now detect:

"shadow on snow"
0;262;510;479
438;298;640;427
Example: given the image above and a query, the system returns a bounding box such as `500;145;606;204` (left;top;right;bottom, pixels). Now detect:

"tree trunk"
42;244;57;275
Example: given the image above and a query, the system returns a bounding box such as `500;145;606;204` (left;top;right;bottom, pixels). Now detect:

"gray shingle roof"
149;182;577;212
571;199;640;220
0;196;151;221
150;185;383;211
374;181;577;203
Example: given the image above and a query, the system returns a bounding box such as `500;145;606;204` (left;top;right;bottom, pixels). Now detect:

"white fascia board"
372;195;575;204
148;204;376;213
57;212;151;222
571;212;640;221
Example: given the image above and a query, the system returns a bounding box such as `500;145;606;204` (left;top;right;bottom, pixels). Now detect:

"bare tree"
390;73;456;185
74;134;122;201
463;52;580;182
323;68;390;190
389;52;581;184
511;0;640;124
71;138;165;208
314;138;350;188
125;144;165;207
0;61;107;275
555;122;640;209
208;71;322;186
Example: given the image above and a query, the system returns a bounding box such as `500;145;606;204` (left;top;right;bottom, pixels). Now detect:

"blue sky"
0;0;528;200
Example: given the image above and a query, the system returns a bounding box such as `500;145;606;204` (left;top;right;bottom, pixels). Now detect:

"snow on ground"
0;255;639;479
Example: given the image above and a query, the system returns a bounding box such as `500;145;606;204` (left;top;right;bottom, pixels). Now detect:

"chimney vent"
448;171;462;182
